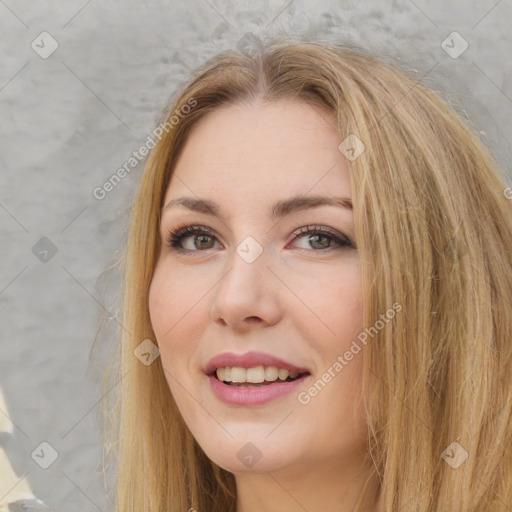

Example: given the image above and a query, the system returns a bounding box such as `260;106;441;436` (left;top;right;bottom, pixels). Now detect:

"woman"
102;40;512;511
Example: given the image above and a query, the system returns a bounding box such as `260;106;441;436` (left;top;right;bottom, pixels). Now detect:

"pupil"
196;235;213;249
310;234;329;249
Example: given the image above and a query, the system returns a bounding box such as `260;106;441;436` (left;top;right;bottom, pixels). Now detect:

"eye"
165;224;355;254
166;225;221;252
290;225;354;251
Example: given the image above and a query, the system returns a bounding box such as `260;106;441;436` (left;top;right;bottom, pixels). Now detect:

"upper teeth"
216;366;301;383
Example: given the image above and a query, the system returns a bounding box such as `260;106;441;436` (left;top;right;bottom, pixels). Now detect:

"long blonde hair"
101;39;512;511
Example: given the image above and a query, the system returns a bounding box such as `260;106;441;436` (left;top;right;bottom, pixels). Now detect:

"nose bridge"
221;235;269;298
210;235;283;328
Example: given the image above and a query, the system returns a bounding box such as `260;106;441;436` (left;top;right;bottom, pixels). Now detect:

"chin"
196;436;300;475
208;451;289;474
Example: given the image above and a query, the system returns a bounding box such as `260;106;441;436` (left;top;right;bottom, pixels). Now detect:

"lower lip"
207;373;310;406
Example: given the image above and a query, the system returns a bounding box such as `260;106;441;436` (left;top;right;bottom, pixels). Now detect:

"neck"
234;454;382;512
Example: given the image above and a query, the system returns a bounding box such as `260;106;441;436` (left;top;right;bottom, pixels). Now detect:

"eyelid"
164;223;355;253
292;224;348;239
166;225;222;252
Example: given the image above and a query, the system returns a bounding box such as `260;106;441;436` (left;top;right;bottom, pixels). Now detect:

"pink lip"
203;350;310;376
207;373;311;406
203;350;311;406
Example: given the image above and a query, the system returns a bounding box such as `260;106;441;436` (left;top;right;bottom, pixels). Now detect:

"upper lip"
203;350;311;376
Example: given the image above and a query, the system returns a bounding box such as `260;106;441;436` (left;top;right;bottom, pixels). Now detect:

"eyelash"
165;224;354;254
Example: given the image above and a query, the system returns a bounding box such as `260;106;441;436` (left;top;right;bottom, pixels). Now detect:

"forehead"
164;99;352;208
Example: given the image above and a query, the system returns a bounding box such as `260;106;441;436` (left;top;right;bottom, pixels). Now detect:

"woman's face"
149;99;367;476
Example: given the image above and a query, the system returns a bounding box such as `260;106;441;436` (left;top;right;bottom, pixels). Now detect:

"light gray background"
1;1;511;510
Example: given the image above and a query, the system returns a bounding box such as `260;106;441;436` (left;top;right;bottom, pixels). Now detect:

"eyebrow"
161;194;353;220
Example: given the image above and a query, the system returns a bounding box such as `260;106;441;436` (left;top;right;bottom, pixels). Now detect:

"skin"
148;99;382;512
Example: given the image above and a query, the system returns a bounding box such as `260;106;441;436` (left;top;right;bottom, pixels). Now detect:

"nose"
209;243;284;332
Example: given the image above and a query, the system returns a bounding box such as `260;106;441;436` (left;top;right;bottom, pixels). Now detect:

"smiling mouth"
211;366;311;387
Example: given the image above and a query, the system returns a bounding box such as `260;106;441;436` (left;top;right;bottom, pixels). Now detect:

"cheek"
148;268;174;339
312;272;366;434
148;267;190;368
300;261;363;340
148;271;193;412
306;264;364;386
148;264;210;386
336;274;364;338
329;268;365;376
148;264;200;338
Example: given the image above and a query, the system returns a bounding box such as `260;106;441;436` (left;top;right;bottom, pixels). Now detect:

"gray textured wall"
1;1;511;510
